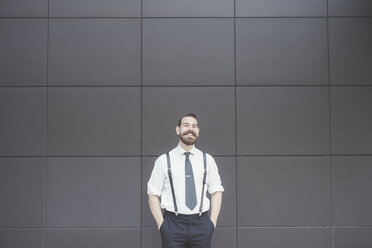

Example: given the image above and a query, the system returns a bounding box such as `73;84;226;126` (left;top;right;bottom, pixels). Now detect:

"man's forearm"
148;194;164;229
210;191;222;227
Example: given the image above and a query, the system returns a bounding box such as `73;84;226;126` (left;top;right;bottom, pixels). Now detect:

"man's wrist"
209;215;217;227
157;219;164;229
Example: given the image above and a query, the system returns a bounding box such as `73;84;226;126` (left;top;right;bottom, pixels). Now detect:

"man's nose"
186;127;194;133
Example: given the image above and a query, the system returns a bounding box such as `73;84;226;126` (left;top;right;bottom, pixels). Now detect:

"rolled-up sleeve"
207;155;224;194
147;156;165;196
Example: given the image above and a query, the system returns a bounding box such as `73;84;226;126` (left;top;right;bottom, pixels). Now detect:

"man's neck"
178;141;193;152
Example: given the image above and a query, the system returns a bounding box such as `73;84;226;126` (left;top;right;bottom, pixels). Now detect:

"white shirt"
147;145;224;215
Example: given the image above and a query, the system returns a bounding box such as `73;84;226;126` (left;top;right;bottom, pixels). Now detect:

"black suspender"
166;151;207;216
199;152;207;216
166;152;178;215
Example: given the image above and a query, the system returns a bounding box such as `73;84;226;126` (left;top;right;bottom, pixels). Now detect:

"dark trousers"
160;211;215;248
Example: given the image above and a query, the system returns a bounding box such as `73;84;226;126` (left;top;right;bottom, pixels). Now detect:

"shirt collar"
177;144;198;156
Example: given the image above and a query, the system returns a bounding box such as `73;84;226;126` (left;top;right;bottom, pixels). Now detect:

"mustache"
182;130;196;136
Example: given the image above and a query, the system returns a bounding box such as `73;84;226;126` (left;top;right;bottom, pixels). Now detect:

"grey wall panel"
236;18;328;85
46;157;141;227
142;19;234;86
47;87;141;156
142;87;235;156
334;228;372;248
0;0;47;17
142;156;235;227
142;0;233;17
213;157;236;227
237;87;330;155
0;228;44;248
238;228;332;248
236;0;326;17
329;0;372;16
331;87;372;154
212;228;236;248
142;228;162;248
329;18;372;85
0;158;45;227
47;228;140;248
50;0;140;17
0;88;46;156
332;156;372;225
237;156;331;226
0;19;47;86
48;19;140;86
142;157;158;227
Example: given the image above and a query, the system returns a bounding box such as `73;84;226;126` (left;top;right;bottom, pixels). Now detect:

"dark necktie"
184;152;197;210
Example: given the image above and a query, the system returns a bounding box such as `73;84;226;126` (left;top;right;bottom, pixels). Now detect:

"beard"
179;131;197;145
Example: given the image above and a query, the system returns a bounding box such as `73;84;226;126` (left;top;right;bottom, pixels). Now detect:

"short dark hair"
177;113;198;127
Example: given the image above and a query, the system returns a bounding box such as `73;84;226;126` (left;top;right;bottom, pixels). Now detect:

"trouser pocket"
160;216;167;232
206;215;215;232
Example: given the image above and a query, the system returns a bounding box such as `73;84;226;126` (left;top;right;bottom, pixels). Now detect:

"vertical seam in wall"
140;0;143;247
234;0;238;247
44;0;50;247
326;0;334;247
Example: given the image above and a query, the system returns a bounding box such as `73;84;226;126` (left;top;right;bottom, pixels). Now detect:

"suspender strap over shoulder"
199;152;207;216
166;152;178;215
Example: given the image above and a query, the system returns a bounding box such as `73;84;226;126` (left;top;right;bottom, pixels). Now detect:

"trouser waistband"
164;210;208;219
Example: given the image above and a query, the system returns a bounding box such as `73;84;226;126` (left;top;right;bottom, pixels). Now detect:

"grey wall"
1;0;372;248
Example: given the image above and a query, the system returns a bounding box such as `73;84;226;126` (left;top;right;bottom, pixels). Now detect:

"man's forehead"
180;116;198;125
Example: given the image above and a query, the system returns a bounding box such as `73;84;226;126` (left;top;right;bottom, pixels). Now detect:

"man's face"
176;116;200;146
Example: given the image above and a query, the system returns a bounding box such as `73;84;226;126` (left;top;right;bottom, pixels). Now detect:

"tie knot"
184;152;191;157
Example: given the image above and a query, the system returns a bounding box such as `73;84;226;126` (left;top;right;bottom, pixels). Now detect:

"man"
147;113;224;248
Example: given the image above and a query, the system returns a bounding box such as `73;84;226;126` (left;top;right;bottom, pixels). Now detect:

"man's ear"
175;126;180;135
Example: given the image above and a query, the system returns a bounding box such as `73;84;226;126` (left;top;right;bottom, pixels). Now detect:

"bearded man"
147;113;224;248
